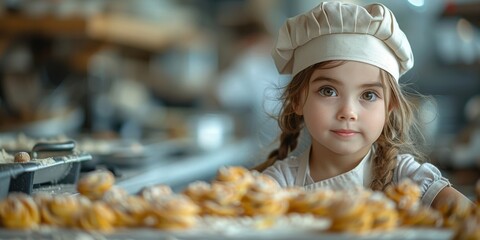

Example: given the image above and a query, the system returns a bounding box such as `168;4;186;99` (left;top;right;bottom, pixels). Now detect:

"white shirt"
263;147;451;206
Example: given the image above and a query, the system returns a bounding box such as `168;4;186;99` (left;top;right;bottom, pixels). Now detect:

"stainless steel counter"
115;138;257;193
31;138;257;195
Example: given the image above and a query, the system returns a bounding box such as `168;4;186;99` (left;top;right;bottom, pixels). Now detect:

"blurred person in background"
214;6;279;162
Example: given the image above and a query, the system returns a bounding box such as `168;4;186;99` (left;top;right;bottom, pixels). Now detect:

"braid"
252;63;316;172
369;70;426;191
370;136;398;191
253;130;301;172
252;110;303;172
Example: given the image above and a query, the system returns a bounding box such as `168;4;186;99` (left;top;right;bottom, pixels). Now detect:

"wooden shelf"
0;13;86;36
0;13;198;52
86;14;197;51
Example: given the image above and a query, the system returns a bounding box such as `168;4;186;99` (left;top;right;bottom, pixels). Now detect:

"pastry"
385;178;421;210
148;194;200;230
328;194;373;234
77;170;115;200
102;186;129;204
183;181;243;216
201;200;243;217
365;193;399;231
183;181;212;203
241;191;288;217
215;166;254;195
206;182;242;205
39;194;88;227
109;196;149;227
14;152;31;163
0;193;40;229
248;172;281;194
76;202;116;232
138;184;173;203
287;188;334;217
399;205;443;227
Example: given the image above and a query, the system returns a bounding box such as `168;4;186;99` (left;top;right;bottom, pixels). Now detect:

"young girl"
254;1;472;208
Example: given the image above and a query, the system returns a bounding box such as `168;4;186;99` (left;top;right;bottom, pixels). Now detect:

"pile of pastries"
0;166;478;238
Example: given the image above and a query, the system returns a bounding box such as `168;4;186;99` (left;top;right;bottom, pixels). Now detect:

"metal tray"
1;140;92;195
0;164;25;199
8;153;92;194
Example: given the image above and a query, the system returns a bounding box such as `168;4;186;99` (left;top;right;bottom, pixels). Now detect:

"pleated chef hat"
272;2;414;81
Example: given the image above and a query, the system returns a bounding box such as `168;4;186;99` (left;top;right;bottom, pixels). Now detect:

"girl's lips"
331;129;358;137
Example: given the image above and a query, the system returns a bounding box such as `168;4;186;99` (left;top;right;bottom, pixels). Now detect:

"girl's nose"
337;100;358;121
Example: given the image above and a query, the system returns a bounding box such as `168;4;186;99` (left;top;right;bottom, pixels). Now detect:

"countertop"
32;138;258;195
114;138;257;193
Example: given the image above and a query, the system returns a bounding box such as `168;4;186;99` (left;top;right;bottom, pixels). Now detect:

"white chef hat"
272;1;414;81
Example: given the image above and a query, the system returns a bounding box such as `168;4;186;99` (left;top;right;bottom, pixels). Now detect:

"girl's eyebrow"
311;76;384;89
311;76;339;84
362;82;384;90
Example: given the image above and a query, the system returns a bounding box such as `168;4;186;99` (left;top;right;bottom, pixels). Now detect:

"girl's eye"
318;87;337;97
362;91;379;101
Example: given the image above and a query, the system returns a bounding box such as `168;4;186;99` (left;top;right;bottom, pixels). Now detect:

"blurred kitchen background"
0;0;478;196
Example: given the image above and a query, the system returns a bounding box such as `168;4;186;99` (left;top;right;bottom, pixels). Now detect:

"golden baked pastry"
77;170;115;200
248;172;281;194
183;181;212;203
0;193;40;229
287;188;334;217
281;186;304;197
102;186;129;204
32;192;53;206
183;181;243;216
207;182;242;205
201;200;243;217
241;191;288;217
365;193;399;231
216;166;251;182
148;194;200;230
215;166;254;196
385;178;421;210
399;205;443;227
14;152;31;163
76;202;116;232
138;184;173;203
328;194;373;234
241;172;289;216
109;196;150;227
4;164;476;236
39;194;88;227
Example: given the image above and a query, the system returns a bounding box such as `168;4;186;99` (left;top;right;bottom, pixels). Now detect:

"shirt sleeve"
395;154;452;206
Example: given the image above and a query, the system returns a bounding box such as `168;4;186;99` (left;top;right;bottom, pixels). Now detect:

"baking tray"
0;164;25;199
1;141;92;195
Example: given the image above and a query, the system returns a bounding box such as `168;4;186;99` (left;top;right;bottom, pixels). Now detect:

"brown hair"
252;61;426;191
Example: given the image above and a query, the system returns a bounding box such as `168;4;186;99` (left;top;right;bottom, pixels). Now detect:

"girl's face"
296;61;387;157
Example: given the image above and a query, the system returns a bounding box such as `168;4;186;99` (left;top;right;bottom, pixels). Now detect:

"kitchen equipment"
0;140;92;195
78;137;192;168
0;163;24;199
